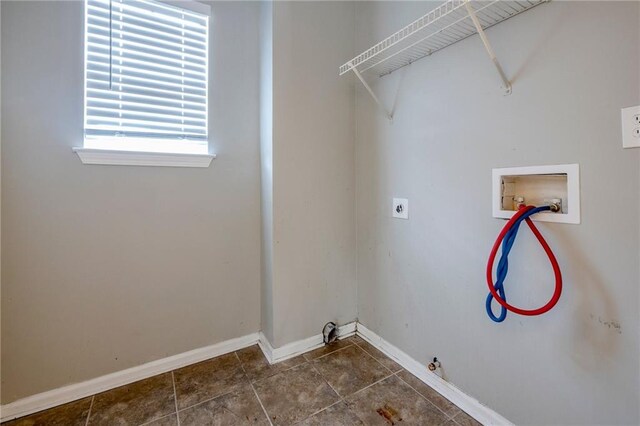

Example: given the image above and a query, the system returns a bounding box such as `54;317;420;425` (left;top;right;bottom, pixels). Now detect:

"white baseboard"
356;323;512;426
257;331;276;364
1;321;508;426
0;332;260;422
259;322;356;364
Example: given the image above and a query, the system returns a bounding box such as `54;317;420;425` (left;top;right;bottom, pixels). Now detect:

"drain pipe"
322;322;338;344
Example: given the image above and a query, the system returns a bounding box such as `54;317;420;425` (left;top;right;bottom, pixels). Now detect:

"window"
81;0;211;162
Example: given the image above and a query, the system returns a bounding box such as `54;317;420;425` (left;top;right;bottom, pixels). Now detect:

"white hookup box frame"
492;164;580;224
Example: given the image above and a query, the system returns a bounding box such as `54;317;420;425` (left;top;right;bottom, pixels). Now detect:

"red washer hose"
486;205;563;316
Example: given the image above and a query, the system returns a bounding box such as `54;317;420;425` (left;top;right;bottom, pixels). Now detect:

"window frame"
75;0;215;167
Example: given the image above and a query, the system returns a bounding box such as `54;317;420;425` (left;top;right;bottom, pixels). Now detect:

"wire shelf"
340;0;547;79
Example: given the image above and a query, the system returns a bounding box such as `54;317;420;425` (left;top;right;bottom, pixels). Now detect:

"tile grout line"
310;343;399;407
170;353;252;416
172;391;233;416
296;371;397;423
309;361;341;399
172;392;234;418
350;339;397;375
352;336;403;374
171;371;180;426
305;340;357;362
234;352;246;374
296;362;346;425
449;411;470;426
293;398;346;425
343;371;395;400
235;352;274;426
268;339;449;424
250;381;274;426
241;347;361;425
138;413;177;426
84;395;95;426
393;371;456;420
248;358;309;385
234;351;259;382
262;358;308;378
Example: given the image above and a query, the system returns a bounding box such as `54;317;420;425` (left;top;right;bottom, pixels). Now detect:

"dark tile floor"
3;336;482;426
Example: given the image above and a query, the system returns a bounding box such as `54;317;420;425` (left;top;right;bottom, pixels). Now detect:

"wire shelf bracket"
350;63;394;121
340;0;548;120
464;1;512;95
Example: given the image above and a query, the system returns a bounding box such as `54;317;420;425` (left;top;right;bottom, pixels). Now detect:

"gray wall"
267;1;357;347
0;1;3;393
354;1;639;425
1;1;262;404
3;2;638;423
259;0;275;344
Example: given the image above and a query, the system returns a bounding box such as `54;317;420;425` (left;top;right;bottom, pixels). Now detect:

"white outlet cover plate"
392;198;409;219
621;105;640;148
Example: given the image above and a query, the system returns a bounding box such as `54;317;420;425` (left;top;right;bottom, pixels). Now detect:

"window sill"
73;148;215;168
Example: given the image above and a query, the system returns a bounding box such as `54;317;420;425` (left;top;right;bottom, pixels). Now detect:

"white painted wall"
354;1;639;424
264;1;358;348
1;1;262;404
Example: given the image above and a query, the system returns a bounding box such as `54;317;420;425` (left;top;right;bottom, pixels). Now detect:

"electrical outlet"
392;198;409;219
621;105;640;148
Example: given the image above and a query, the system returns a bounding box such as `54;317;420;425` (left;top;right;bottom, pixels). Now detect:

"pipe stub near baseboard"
322;322;338;345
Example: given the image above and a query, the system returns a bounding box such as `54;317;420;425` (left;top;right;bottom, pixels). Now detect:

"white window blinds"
84;0;209;154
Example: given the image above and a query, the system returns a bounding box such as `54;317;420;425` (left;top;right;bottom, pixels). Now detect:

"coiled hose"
486;205;562;322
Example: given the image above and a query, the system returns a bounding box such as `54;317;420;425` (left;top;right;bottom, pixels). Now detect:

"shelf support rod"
464;1;512;95
350;63;393;121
